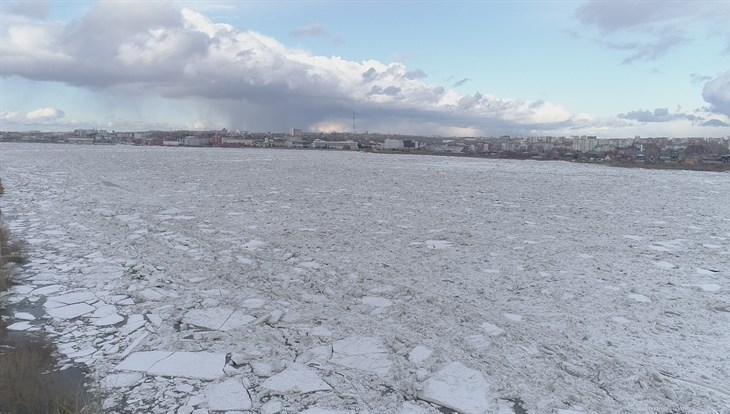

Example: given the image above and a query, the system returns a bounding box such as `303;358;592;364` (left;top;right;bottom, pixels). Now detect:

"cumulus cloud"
0;111;24;122
26;107;65;121
702;71;730;117
404;69;427;80
0;2;584;135
0;107;66;129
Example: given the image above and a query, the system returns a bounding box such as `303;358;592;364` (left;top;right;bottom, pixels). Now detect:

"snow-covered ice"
100;372;144;389
481;322;505;337
1;144;728;414
408;345;432;364
261;363;332;394
183;307;255;331
419;361;490;414
45;303;96;319
116;351;226;380
330;336;393;375
6;321;34;331
203;378;252;411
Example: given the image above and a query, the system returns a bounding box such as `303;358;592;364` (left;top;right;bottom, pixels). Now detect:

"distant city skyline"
1;0;729;138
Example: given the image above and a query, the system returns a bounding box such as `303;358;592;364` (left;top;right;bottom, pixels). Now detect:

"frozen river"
1;143;729;413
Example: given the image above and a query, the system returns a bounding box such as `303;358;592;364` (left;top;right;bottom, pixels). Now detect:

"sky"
1;0;729;138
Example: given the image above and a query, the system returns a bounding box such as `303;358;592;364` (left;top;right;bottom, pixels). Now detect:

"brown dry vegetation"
0;177;98;413
0;336;91;414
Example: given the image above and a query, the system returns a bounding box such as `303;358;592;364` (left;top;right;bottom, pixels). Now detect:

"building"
382;139;404;150
182;136;210;147
312;139;358;150
290;128;302;137
572;138;598;152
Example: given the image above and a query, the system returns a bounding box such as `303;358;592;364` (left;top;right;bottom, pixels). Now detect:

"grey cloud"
621;30;688;64
5;0;50;19
618;108;675;122
62;2;184;58
594;38;640;51
451;78;470;87
404;69;427;80
367;85;402;97
616;106;730;126
702;71;730;116
575;1;691;32
290;24;327;38
362;67;378;81
691;73;712;86
382;86;401;96
574;1;728;64
701;119;729;127
458;92;483;109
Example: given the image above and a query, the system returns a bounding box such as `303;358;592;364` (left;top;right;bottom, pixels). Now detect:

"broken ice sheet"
419;361;490;414
46;303;95;319
48;291;97;304
204;378;252;411
331;336;393;375
100;372;144;389
116;351;226;380
183;308;255;331
481;322;505;337
261;363;332;394
408;346;432;364
6;321;34;331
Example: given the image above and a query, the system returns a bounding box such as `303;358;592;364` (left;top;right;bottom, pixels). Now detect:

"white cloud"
0;3;585;135
26;107;65;121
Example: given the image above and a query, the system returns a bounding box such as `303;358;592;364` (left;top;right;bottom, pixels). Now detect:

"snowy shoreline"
0;144;728;413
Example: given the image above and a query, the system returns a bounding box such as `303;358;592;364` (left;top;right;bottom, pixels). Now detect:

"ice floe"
46;303;95;319
183;308;255;331
408;345;433;364
331;336;392;375
117;351;226;380
204;378;252;411
261;363;332;394
419;361;490;414
100;372;144;389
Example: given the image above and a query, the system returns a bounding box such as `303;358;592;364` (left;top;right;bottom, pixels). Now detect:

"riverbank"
0;177;96;414
364;148;730;172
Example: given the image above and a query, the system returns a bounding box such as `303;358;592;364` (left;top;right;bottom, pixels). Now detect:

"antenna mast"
352;112;356;134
